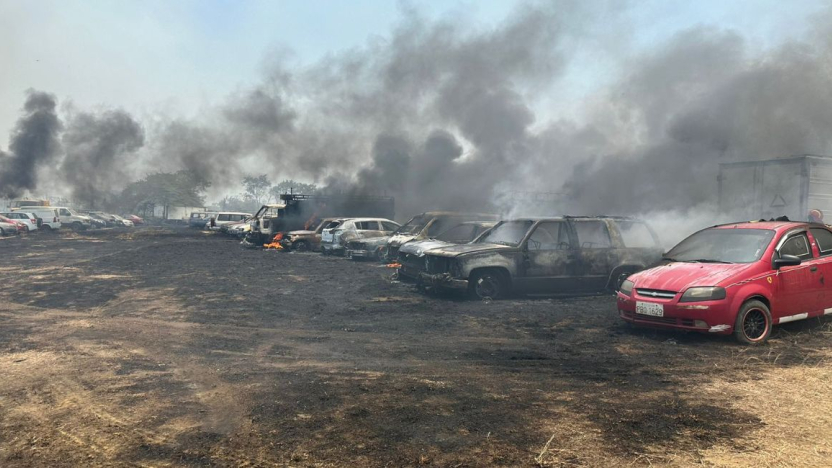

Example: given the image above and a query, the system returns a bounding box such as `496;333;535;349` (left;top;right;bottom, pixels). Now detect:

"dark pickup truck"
411;216;662;299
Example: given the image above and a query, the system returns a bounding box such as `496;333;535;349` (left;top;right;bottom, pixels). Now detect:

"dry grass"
689;324;832;467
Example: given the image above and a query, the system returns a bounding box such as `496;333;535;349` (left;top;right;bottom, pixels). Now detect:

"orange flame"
264;232;284;250
386;263;402;268
303;203;326;230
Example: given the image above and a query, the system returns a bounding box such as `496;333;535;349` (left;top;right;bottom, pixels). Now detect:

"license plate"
636;301;664;317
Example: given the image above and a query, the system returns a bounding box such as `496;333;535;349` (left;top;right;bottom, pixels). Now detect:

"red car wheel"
734;300;772;345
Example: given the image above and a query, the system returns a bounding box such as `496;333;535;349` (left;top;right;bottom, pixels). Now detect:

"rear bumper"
418;272;469;290
617;292;734;334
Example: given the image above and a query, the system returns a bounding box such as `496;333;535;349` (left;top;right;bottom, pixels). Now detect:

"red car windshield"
664;228;776;264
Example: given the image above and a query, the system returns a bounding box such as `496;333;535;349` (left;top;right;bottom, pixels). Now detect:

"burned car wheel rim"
475;275;502;299
742;309;768;341
295;241;309;252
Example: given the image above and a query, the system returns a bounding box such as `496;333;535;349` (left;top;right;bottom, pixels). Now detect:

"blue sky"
0;0;827;139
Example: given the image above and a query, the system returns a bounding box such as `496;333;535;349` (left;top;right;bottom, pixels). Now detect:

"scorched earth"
1;227;831;467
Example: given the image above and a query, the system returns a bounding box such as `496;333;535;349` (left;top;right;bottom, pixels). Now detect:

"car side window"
810;228;832;257
355;221;377;231
573;221;612;249
60;209;71;216
527;222;570;251
381;221;399;231
616;221;657;248
780;233;812;260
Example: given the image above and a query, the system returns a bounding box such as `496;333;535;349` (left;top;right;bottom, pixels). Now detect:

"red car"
618;220;832;344
126;214;144;225
0;215;25;235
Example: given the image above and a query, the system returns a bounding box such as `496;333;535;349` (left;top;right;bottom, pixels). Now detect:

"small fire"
386;263;402;268
264;232;284;250
303;204;326;230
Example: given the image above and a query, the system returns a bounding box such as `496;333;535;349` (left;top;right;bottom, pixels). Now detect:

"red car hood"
631;262;756;292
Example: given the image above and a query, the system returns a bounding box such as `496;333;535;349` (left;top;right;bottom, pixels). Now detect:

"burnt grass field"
1;227;832;467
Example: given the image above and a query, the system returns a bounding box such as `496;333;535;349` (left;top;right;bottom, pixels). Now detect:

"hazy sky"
1;0;825;140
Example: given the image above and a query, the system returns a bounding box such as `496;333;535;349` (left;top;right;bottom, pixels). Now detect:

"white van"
28;208;62;231
209;212;252;230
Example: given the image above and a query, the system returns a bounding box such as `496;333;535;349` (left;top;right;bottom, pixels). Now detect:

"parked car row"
0;207;142;234
249;211;665;304
197;207;832;344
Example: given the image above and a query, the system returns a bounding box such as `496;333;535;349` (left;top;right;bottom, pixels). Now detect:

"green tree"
269;179;318;201
242;174;271;204
118;170;210;217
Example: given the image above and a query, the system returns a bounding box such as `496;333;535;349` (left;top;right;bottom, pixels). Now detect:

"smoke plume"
3;2;832;232
0;90;62;198
562;24;832;216
61;109;145;208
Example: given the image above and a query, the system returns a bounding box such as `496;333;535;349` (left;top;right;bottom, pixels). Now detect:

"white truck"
53;207;94;230
719;154;832;222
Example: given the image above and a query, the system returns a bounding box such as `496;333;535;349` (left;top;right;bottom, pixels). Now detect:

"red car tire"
734;300;772;345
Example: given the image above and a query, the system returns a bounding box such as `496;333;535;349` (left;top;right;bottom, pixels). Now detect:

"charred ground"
0;228;831;467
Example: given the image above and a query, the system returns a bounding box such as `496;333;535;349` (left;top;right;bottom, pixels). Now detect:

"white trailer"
718;154;832;222
153;205;205;220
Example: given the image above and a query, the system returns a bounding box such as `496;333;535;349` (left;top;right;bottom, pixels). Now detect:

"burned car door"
570;219;614;291
516;221;580;293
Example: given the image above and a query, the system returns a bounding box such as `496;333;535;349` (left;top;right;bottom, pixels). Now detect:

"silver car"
321;218;400;256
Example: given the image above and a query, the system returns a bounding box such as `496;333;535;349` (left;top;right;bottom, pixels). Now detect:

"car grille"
425;256;451;274
347;241;365;250
387;246;400;260
636;288;677;299
400;252;425;272
621;311;697;327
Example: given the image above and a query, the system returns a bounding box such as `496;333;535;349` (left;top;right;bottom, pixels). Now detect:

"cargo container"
718;154;832;222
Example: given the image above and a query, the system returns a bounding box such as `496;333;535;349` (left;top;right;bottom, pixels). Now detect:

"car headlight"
619;279;634;296
680;287;726;302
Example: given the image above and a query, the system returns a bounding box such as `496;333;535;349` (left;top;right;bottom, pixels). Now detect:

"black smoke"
5;2;832;225
0;90;62;198
561;21;832;216
61;109;145;208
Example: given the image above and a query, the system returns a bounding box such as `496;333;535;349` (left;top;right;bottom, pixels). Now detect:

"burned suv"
412;217;662;299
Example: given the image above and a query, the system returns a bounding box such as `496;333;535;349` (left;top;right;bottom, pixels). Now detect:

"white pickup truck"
53;207;94;230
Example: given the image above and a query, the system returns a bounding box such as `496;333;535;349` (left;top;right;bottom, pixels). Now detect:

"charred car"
380;212;498;261
247;194;395;246
415;216;662;299
321;218;400;256
396;221;496;278
282;218;346;252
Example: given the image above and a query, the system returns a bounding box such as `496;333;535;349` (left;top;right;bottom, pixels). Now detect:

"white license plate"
636;301;664;317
